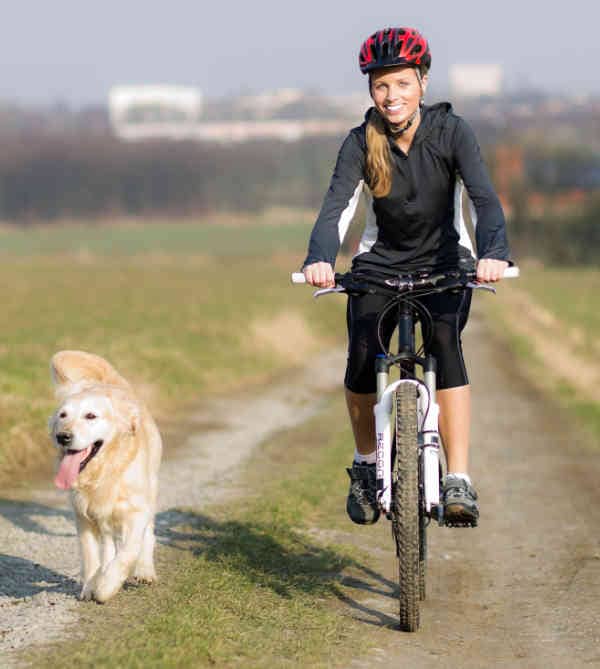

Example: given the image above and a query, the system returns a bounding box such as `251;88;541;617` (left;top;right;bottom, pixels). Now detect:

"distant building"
109;85;203;140
107;85;351;143
449;64;503;98
235;88;304;118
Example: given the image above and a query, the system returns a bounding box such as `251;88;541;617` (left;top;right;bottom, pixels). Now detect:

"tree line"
0;132;339;221
0;129;597;265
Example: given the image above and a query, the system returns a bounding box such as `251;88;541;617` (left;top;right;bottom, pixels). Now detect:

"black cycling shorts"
344;289;472;393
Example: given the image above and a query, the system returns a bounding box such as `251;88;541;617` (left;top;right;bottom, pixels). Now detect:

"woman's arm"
453;118;511;268
303;130;366;281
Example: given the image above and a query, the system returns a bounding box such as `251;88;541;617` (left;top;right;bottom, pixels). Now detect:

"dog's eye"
85;413;97;420
59;411;67;418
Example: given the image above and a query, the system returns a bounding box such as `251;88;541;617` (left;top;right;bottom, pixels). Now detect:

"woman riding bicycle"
302;27;511;527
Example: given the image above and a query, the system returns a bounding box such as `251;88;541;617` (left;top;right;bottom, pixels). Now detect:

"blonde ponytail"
366;109;393;198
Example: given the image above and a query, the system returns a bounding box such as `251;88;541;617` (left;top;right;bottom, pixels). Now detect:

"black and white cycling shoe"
442;476;479;527
346;462;380;525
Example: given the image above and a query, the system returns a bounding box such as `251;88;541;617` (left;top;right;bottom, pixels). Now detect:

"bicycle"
292;265;519;631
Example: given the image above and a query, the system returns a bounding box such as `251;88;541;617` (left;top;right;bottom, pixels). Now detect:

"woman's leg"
418;290;478;523
438;382;479;525
418;290;472;470
437;384;471;473
345;389;377;456
344;388;379;524
344;291;396;461
343;293;395;524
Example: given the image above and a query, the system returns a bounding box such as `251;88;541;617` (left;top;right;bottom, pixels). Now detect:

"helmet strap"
415;69;425;107
386;107;420;137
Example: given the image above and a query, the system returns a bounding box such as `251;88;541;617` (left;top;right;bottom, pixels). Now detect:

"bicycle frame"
373;300;442;517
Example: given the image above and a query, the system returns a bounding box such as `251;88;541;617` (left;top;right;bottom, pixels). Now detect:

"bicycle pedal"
444;519;478;528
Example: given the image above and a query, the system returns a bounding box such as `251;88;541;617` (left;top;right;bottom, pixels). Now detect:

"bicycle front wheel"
393;383;420;632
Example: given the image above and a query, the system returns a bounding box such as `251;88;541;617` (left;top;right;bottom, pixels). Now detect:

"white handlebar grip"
503;266;520;278
291;272;306;284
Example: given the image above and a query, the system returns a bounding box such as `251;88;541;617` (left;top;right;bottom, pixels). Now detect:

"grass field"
0;210;314;257
484;262;600;441
0;215;347;484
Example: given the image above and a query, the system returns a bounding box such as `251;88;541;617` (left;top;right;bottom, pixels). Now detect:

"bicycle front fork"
373;355;442;516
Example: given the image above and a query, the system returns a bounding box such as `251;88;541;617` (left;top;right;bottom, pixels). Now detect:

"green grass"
0;218;347;483
485;263;600;443
27;399;386;669
513;266;600;353
0;215;313;257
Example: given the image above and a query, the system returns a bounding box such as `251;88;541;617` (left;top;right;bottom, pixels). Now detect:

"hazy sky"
2;0;598;105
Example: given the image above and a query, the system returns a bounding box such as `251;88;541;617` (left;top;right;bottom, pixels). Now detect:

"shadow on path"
1;502;400;625
0;554;79;598
0;498;74;537
155;507;400;627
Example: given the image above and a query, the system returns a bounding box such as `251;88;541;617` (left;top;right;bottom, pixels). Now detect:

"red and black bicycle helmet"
359;27;431;74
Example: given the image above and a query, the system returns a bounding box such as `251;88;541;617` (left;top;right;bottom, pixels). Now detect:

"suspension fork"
374;300;417;512
422;355;441;513
374;300;441;515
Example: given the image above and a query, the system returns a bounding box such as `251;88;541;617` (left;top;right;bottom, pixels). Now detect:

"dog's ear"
113;397;141;436
50;351;132;393
129;405;140;436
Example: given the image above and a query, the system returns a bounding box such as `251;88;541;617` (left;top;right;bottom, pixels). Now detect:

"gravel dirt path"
339;310;600;668
1;307;599;668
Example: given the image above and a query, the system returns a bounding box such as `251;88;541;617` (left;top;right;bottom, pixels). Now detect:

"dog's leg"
132;520;157;583
101;534;116;568
76;515;101;601
93;512;149;603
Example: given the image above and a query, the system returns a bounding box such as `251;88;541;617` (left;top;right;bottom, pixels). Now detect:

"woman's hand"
303;262;335;288
476;258;508;283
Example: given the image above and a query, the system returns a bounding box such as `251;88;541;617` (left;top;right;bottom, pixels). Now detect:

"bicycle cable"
376;294;435;356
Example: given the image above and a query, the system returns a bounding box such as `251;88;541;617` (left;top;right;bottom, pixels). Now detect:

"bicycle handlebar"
291;266;519;285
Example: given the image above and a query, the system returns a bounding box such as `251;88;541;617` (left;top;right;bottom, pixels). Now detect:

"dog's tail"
51;350;133;396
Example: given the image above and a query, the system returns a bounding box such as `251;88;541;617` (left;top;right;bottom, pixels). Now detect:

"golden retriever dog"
49;350;162;603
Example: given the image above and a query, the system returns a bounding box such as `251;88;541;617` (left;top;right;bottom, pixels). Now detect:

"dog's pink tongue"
54;446;91;490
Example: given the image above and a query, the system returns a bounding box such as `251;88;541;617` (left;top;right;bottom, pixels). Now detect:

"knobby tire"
393;383;420;632
419;512;427;601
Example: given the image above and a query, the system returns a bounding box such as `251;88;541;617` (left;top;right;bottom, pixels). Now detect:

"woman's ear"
421;73;429;95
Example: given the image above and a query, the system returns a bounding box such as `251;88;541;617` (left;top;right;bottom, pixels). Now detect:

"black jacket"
303;103;511;275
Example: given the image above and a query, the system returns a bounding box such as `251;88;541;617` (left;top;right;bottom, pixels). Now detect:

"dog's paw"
79;570;100;601
79;584;94;601
92;579;118;603
79;577;99;601
92;569;125;603
132;563;157;584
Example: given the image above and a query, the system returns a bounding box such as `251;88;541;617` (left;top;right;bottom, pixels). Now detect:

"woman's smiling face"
369;66;427;127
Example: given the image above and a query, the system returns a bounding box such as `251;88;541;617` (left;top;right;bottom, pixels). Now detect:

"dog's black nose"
56;432;73;446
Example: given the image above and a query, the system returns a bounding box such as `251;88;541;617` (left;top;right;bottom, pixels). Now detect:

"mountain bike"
292;265;519;631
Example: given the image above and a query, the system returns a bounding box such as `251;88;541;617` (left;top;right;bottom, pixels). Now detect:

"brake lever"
313;286;346;298
467;281;496;293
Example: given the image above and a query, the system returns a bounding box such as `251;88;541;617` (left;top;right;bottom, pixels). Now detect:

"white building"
107;85;351;143
235;88;304;118
109;85;203;140
449;64;503;98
